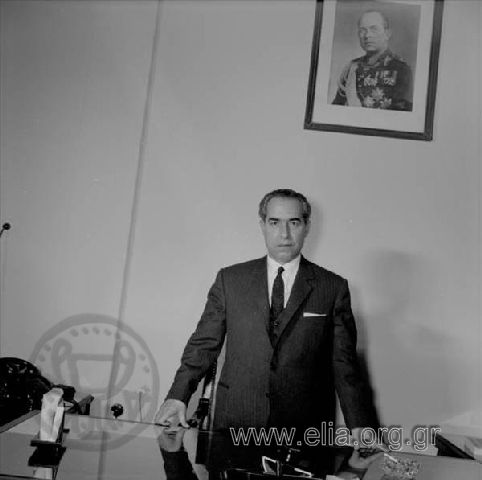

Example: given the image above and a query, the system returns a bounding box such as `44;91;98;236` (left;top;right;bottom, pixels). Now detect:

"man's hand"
351;427;369;449
350;425;392;476
154;399;189;428
347;448;383;470
157;426;187;452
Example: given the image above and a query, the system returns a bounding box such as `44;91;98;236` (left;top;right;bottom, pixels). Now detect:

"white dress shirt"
267;255;301;307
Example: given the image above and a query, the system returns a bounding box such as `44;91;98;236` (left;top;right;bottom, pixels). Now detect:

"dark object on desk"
29;440;66;468
110;403;124;418
197;430;347;479
66;394;94;415
193;360;219;465
435;433;473;459
225;470;322;479
0;357;53;425
28;455;62;480
158;427;328;480
187;398;210;428
56;384;75;403
0;357;79;427
192;360;217;429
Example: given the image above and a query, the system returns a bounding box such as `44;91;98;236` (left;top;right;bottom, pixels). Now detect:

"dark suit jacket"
167;256;377;432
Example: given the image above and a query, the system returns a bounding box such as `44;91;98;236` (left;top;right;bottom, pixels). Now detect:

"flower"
363;96;375;108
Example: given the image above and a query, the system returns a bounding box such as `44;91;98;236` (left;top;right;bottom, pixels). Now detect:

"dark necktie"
270;267;284;340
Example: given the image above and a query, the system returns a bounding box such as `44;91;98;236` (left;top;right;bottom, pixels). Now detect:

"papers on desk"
327;476;359;480
39;388;64;442
465;437;482;463
362;452;482;480
33;466;54;479
440;410;482;464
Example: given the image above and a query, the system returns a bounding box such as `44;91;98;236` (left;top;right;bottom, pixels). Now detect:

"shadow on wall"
302;197;323;262
352;250;469;426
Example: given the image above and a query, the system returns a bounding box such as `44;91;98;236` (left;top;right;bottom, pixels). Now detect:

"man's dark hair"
358;10;390;30
258;189;311;223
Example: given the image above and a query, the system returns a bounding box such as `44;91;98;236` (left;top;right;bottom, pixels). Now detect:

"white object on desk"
440;409;482;438
39;387;64;442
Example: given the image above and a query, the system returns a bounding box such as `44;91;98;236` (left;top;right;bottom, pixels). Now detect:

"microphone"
0;223;11;238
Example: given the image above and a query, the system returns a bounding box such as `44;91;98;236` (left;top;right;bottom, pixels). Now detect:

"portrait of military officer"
155;189;378;453
332;10;414;111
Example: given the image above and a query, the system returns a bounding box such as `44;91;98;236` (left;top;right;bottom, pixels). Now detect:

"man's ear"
259;218;266;232
304;220;311;236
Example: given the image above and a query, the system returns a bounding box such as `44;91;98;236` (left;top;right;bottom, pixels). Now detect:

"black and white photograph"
305;0;444;139
329;2;419;111
0;1;481;479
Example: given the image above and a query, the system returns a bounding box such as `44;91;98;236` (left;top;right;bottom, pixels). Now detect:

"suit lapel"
273;256;314;346
246;257;270;325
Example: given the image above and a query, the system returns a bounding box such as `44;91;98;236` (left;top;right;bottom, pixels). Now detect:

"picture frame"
304;0;444;140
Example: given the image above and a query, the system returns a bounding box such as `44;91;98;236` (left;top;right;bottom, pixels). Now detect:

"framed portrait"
304;0;444;140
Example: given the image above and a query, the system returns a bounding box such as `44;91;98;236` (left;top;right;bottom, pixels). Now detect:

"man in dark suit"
155;189;377;446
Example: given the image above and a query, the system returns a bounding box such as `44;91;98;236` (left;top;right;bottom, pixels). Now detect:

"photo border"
304;0;444;141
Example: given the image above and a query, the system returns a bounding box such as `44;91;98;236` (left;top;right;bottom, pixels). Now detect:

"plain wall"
0;0;158;417
1;0;481;440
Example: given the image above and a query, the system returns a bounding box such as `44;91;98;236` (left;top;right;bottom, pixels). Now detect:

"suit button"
265;393;270;398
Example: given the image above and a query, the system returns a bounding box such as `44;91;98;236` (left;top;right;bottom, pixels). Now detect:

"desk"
4;416;482;480
0;414;343;479
0;395;93;435
0;413;208;480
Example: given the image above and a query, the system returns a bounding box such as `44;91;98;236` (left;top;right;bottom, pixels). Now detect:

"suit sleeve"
160;450;199;480
166;270;227;405
332;279;378;430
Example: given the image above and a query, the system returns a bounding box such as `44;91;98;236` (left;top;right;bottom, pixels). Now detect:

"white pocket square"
303;312;327;317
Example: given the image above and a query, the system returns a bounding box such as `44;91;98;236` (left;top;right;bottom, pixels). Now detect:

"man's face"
358;12;391;55
260;197;310;264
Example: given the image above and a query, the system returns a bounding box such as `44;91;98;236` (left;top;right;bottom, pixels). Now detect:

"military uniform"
333;50;413;111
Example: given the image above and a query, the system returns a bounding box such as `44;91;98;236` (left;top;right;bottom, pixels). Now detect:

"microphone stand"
0;223;11;238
